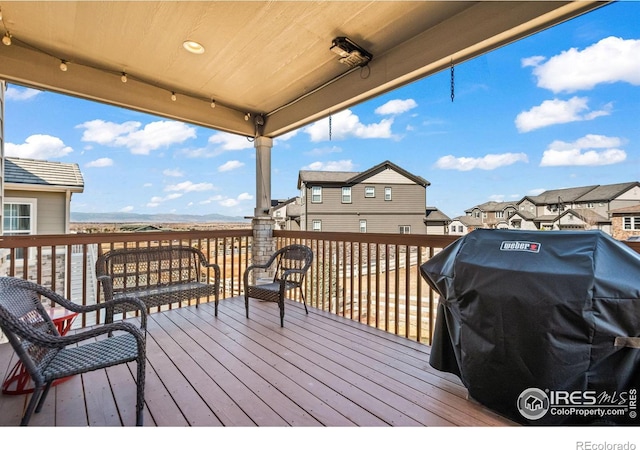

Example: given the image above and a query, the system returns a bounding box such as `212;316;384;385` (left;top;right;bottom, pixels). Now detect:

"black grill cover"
420;229;640;425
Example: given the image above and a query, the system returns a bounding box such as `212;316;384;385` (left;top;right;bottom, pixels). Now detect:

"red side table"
2;307;79;395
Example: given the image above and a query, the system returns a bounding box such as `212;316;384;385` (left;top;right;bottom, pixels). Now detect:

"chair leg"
136;356;146;426
214;291;219;317
279;298;285;327
34;380;53;413
244;294;249;318
300;288;309;314
20;384;45;426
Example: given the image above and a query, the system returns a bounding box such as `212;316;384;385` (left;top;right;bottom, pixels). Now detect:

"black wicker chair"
0;277;147;426
243;244;313;327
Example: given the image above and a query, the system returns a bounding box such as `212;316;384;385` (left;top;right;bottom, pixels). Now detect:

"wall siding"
5;190;66;234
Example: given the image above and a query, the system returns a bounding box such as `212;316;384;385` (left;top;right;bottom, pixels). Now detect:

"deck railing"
0;230;253;329
2;229;638;345
274;230;458;344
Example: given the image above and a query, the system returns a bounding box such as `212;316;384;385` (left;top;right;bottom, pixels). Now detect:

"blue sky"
4;1;639;220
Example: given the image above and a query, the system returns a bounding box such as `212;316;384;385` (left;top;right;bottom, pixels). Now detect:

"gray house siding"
299;161;430;234
5;189;67;234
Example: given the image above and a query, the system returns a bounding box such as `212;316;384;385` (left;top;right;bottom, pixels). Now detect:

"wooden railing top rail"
0;229;253;248
274;230;460;248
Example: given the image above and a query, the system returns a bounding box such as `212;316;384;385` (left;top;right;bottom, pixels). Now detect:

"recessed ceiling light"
183;40;204;54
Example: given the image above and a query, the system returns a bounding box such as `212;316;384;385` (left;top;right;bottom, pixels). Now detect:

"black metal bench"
96;245;221;324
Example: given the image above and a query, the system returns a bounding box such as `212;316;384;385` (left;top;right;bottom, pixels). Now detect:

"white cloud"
304;109;394;142
146;193;183;207
435;153;528;171
375;99;417;115
163;168;184;177
218;193;253;208
527;36;640;93
5;86;41;101
164;181;214;192
302;160;355;171
218;160;245;172
5;134;73;159
540;134;626;167
86;157;113;168
120;206;134;213
515;97;612;132
77;119;196;155
521;56;546;68
208;133;254;151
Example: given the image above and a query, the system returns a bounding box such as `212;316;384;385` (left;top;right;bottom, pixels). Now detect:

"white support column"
251;136;275;280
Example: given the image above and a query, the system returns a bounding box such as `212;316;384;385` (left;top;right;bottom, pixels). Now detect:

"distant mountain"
71;212;249;223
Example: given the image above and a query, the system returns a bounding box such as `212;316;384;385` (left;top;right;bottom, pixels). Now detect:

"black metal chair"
0;277;147;426
243;244;313;327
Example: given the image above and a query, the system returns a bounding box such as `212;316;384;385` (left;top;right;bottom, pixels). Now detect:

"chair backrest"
272;245;313;287
96;245;207;293
0;277;60;386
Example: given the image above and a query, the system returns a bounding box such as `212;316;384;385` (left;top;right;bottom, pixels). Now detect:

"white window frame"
399;225;411;234
359;219;367;233
495;211;504;218
342;187;352;203
3;198;37;235
3;198;37;261
312;220;322;231
384;187;392;201
623;216;640;230
364;186;375;198
311;186;322;203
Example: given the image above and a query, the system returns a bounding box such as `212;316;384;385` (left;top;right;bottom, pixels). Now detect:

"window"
495;211;504;218
342;187;352;203
4;201;34;235
4;199;36;260
623;216;640;230
482;212;487;219
312;220;322;231
364;186;375;198
399;225;411;234
311;186;322;203
384;187;392;201
359;220;367;233
474;211;480;218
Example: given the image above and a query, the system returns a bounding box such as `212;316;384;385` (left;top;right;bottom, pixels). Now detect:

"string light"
170;91;177;101
2;31;11;46
210;99;216;109
121;72;128;83
59;60;68;71
244;112;251;121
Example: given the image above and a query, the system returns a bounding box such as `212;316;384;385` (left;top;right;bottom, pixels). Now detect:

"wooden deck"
0;296;515;427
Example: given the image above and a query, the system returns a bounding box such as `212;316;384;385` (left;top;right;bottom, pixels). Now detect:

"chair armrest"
30;282;148;330
3;317;145;350
97;274;115;301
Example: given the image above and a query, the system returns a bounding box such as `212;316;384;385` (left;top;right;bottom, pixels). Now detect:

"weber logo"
500;241;541;253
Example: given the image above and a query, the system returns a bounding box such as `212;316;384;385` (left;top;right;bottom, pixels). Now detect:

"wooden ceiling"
0;1;608;138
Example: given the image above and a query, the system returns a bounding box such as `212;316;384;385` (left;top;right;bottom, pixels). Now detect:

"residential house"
0;156;84;295
609;204;640;241
424;206;451;235
270;197;302;231
3;157;84;236
466;182;640;237
464;201;518;229
448;215;483;235
297;160;430;234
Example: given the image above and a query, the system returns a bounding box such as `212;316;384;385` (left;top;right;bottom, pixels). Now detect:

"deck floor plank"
0;296;515;427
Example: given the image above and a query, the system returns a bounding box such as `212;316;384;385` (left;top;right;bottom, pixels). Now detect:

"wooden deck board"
0;296;515;427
